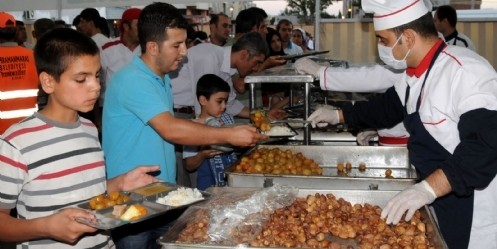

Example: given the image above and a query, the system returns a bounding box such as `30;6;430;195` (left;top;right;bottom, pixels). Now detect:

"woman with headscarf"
292;28;311;52
262;28;290;109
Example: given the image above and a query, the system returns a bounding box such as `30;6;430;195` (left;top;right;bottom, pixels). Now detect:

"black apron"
403;42;473;249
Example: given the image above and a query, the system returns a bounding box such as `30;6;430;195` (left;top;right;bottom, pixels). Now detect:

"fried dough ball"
359;162;367;172
88;192;131;210
176;193;433;249
233;148;323;176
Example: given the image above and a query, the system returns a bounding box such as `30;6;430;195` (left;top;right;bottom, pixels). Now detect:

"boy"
0;28;159;248
183;74;238;190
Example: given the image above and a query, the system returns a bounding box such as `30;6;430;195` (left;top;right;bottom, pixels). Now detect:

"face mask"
378;34;411;70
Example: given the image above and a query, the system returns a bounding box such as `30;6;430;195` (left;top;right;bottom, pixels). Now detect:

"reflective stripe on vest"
0;89;38;100
0;107;38;119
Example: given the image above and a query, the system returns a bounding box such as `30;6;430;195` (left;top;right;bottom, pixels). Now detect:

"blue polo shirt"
102;56;176;183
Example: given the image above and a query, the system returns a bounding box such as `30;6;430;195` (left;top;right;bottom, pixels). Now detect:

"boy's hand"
46;208;98;244
121;165;161;191
227;125;267;147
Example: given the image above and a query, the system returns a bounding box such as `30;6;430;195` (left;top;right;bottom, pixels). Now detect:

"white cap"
362;0;429;31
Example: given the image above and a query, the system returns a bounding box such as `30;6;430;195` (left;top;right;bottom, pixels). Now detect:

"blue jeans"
112;208;185;249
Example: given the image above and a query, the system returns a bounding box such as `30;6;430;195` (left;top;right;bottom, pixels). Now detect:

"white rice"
265;126;294;136
156;187;204;206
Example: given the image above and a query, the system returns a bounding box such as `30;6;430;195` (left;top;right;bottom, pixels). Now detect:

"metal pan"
158;187;447;249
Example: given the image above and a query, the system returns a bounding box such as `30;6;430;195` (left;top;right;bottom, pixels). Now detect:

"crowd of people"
0;1;495;249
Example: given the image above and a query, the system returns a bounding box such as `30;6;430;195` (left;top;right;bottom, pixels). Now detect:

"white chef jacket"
444;30;476;51
393;44;497;249
170;43;244;117
317;64;409;144
91;33;110;49
100;39;141;105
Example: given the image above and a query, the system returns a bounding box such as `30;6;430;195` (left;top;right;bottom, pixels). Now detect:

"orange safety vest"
0;45;39;134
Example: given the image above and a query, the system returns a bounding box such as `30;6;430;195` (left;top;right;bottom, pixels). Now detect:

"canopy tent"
0;0;322;50
0;0;245;11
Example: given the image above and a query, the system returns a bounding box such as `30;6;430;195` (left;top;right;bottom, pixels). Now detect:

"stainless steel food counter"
226;145;416;191
245;63;315;144
159;187;447;249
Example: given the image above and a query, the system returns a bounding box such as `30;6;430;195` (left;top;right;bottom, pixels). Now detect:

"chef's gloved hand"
381;180;437;224
294;58;321;78
356;130;378;146
307;105;340;128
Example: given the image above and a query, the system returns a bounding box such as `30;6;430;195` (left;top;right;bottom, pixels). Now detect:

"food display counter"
159;187;448;249
226;145;416;191
245;63;315;145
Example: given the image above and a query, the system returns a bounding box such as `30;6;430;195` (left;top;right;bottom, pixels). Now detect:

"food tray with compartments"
225;145;417;191
74;182;210;230
158;187;447;249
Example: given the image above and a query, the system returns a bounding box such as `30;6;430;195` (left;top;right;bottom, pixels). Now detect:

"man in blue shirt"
102;3;266;249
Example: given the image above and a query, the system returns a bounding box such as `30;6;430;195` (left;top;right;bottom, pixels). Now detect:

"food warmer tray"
158;187;447;249
226;145;417;191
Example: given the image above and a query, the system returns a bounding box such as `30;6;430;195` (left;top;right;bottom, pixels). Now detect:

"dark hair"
232;32;269;59
99;17;110;37
54;20;67;27
248;7;268;19
34;28;99;81
235;8;264;35
209;13;219;25
436;5;457;27
186;25;196;40
80;8;101;25
266;27;285;56
33;18;56;38
0;27;16;40
276;19;293;31
196;74;230;100
72;15;81;27
72;15;81;26
392;12;438;40
138;2;188;54
209;13;229;26
193;31;208;45
15;20;25;26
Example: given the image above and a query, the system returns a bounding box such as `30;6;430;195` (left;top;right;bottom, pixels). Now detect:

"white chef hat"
362;0;430;31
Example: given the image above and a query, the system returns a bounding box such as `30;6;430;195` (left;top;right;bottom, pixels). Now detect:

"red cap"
122;8;141;21
0;11;16;28
119;8;141;31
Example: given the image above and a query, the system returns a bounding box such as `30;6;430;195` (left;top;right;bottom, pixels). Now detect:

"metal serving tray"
74;183;209;230
159;187;447;249
226;145;417;191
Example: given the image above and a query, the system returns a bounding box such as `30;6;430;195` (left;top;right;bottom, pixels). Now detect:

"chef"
304;0;497;248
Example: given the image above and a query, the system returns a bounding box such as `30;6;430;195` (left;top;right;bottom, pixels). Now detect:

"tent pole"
314;0;320;50
57;0;62;19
